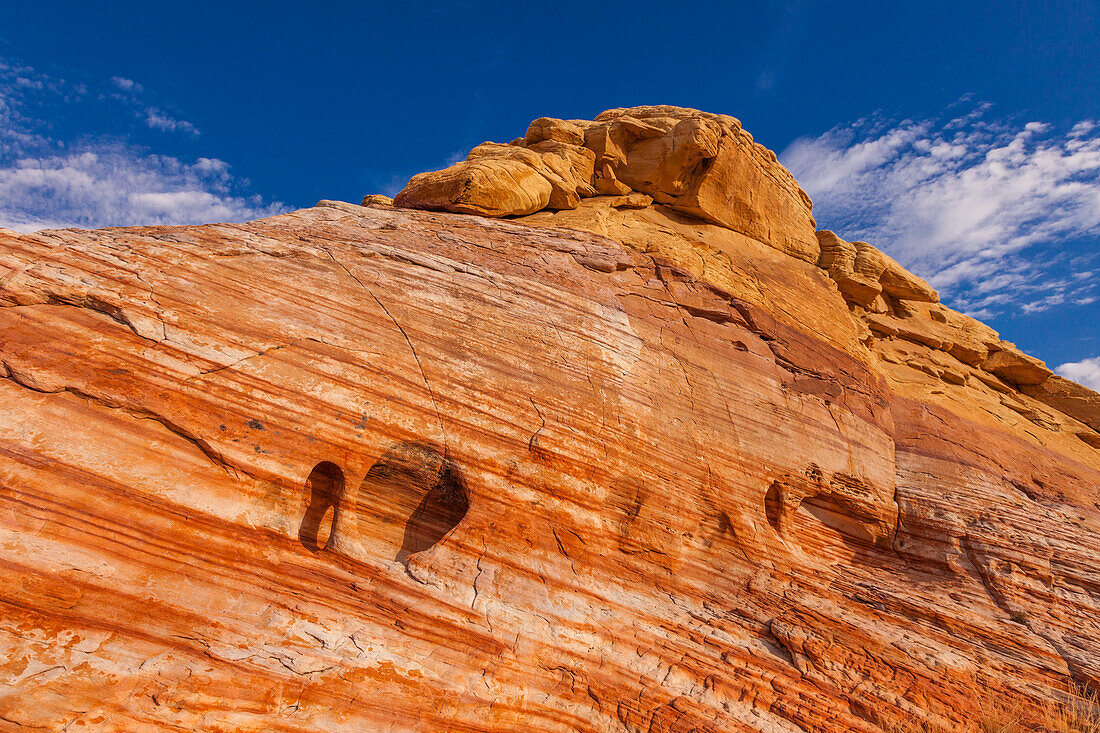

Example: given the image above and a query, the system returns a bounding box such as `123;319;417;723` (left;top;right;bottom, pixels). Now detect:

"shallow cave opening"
298;461;345;552
801;495;878;546
764;482;784;532
397;459;469;561
356;441;469;563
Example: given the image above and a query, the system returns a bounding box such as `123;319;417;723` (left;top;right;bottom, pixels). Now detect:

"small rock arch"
298;461;345;552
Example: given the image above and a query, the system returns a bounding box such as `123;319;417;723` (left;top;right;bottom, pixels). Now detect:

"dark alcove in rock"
298;461;345;552
355;441;468;563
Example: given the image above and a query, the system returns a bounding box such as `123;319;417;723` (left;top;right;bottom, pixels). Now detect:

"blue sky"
1;1;1098;387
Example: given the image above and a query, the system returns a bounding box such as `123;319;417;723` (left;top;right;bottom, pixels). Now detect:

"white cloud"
145;107;200;136
106;75;200;136
781;103;1100;317
110;76;142;93
1055;357;1100;391
379;174;409;197
0;59;284;231
0;148;285;231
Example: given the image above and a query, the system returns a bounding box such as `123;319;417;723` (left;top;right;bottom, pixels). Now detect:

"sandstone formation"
361;194;395;207
1;107;1099;732
815;230;939;308
1023;376;1100;434
395;106;820;263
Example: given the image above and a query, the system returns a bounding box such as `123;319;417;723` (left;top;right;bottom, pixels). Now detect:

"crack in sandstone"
471;552;486;612
656;274;751;504
323;247;450;454
1;361;242;480
131;269;170;341
551;527;578;576
182;342;293;382
527;396;546;453
1;296;165;347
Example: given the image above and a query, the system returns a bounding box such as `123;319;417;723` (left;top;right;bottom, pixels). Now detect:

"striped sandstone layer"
1;108;1098;732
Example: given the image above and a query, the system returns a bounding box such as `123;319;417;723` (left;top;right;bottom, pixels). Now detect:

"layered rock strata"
0;107;1098;732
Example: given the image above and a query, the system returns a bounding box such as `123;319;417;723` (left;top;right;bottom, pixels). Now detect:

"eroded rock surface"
1;109;1099;732
395;106;819;262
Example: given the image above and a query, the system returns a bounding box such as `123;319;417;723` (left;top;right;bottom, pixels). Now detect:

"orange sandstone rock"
1022;375;1100;433
395;106;820;263
1;111;1098;733
983;341;1055;386
816;229;938;306
361;193;394;206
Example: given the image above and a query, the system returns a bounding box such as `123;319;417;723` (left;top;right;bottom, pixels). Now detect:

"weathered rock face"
816;230;939;308
395;105;820;263
1;109;1099;732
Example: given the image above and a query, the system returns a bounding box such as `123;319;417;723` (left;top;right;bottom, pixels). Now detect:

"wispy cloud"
0;148;284;231
0;58;285;231
1055;357;1100;391
781;102;1100;318
110;76;142;93
107;73;200;136
755;0;810;93
144;107;200;136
